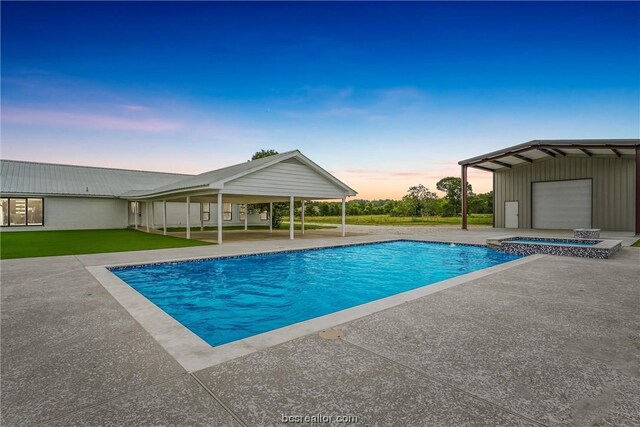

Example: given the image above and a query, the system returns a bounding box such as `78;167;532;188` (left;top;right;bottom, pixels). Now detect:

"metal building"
458;139;640;234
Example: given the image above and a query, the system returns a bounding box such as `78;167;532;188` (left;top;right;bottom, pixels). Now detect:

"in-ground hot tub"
486;236;622;259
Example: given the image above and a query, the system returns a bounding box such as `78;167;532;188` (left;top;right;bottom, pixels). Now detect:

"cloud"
121;104;150;112
2;108;181;132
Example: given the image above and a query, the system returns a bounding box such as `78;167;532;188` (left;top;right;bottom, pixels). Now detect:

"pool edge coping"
86;240;545;373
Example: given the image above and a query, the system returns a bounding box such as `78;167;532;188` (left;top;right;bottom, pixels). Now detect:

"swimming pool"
111;241;521;347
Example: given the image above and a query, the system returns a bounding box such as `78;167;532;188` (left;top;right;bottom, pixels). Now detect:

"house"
0;150;357;242
459;139;640;234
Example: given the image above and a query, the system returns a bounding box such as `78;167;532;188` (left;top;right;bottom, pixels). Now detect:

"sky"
2;2;639;199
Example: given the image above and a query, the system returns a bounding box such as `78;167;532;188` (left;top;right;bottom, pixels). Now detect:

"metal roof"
0;160;191;197
1;150;357;199
459;139;639;171
125;150;357;199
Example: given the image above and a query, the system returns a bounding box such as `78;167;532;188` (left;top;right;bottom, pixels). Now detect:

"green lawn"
304;214;493;226
632;239;640;248
0;229;211;260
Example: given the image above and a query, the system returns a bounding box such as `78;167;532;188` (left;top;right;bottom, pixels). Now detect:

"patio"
1;228;638;426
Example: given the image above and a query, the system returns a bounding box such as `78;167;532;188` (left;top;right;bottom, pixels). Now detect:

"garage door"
532;179;592;229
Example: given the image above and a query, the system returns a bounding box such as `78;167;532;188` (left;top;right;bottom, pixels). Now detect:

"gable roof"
0;159;190;197
459;139;639;171
1;150;357;199
125;150;357;199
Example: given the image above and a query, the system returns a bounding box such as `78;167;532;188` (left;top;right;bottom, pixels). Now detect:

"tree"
436;177;473;217
402;184;438;217
251;149;279;160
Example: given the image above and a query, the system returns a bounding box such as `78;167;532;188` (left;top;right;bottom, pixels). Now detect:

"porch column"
151;202;155;230
200;202;204;231
461;165;468;230
244;204;248;231
269;202;273;232
146;201;150;232
217;193;223;244
134;202;138;230
301;200;305;235
186;196;191;240
341;197;346;237
162;200;167;235
289;196;294;240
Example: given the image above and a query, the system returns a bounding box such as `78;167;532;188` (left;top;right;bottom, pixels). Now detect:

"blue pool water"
508;239;598;247
111;241;521;346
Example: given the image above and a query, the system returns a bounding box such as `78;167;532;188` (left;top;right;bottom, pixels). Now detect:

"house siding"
494;156;635;231
222;160;348;199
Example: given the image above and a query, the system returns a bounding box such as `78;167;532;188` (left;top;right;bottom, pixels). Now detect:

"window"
260;211;269;221
239;204;246;221
129;201;140;215
223;203;232;221
1;199;8;226
27;198;43;225
1;197;44;226
201;203;211;221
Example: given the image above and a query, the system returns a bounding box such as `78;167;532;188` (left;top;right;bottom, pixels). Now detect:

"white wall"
223;158;348;199
2;196;128;231
129;202;270;228
2;197;271;231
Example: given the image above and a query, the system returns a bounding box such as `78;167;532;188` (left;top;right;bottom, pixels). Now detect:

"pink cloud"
2;108;181;132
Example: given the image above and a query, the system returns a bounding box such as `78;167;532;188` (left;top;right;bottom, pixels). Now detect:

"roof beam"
471;165;496;173
490;160;512;169
513;153;533;163
551;148;566;156
538;148;556;158
580;148;592;157
609;147;622;158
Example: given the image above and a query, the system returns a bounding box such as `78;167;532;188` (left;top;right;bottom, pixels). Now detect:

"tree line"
303;180;492;218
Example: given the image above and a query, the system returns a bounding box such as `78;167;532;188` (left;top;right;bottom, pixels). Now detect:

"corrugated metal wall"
494;156;636;231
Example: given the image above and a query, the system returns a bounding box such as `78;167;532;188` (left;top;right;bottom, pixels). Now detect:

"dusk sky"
2;2;639;199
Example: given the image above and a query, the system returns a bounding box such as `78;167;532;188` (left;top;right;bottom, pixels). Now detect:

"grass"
304;214;493;226
632;239;640;247
0;229;211;260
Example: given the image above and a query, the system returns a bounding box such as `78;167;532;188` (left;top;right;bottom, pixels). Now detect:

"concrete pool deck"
1;227;639;426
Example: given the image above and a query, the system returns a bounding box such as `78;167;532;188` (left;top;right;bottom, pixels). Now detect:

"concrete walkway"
1;228;639;426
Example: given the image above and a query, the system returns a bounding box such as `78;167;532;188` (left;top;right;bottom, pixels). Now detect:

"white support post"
134;202;138;230
341;198;346;237
162;200;167;236
269;202;273;233
301;200;305;235
200;202;204;232
289;196;294;240
217;193;223;244
146;201;150;232
244;204;248;231
151;202;155;230
186;196;191;240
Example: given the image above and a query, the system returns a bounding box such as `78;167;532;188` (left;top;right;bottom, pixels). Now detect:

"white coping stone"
87;242;545;373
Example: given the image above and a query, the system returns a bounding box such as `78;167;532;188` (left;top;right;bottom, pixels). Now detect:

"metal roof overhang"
458;139;640;172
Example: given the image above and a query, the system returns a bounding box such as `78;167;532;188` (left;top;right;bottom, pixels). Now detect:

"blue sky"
2;2;639;198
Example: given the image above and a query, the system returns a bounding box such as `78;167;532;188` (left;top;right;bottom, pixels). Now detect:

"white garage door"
532;179;592;229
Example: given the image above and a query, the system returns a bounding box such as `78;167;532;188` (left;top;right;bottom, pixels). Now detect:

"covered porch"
123;150;357;244
129;193;348;244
